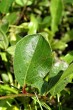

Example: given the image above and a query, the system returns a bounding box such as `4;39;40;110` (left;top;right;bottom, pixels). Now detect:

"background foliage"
0;0;73;110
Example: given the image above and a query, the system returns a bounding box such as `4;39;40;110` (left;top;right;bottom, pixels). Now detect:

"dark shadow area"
48;71;63;91
41;71;63;94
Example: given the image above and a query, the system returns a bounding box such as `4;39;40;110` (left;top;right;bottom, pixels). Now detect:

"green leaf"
15;0;32;6
0;0;13;14
14;34;53;92
0;99;12;109
5;12;19;25
61;29;73;43
6;45;16;56
1;22;9;33
0;85;18;95
28;14;38;34
49;60;68;77
38;0;50;7
52;39;68;50
1;73;9;83
0;52;7;62
50;0;63;34
49;63;73;96
61;51;73;64
41;102;52;110
39;16;51;29
0;28;8;49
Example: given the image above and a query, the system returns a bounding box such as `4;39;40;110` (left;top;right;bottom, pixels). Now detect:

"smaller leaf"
6;45;16;56
61;51;73;64
28;14;38;34
48;63;73;96
52;39;68;50
0;85;18;95
50;0;63;34
0;52;7;62
1;22;9;33
49;60;68;77
1;73;9;83
0;0;13;14
5;12;19;25
38;0;50;7
15;0;32;6
0;28;8;49
61;29;73;43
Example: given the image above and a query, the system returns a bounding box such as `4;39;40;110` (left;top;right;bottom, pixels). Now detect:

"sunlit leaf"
14;34;53;92
28;14;38;34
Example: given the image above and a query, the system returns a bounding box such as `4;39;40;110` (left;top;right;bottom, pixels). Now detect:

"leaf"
0;52;7;62
5;12;19;25
14;34;53;92
50;0;63;34
38;0;50;7
61;29;73;43
49;60;68;77
61;51;73;64
0;0;13;14
49;63;73;96
6;45;16;56
41;102;52;110
1;73;9;83
0;28;8;49
39;16;51;29
0;85;18;95
52;39;68;50
28;14;38;34
0;99;12;109
1;22;9;33
15;0;32;6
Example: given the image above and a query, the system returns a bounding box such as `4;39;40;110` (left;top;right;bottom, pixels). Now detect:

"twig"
0;93;50;102
0;93;36;100
16;0;28;25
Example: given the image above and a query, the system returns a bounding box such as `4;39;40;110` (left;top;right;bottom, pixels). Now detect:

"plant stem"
0;93;51;103
57;93;62;110
0;93;35;100
16;0;28;25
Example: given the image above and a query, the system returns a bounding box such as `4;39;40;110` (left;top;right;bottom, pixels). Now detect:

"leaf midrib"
23;36;41;84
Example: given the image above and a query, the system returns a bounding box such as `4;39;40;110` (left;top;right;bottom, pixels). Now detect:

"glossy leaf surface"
14;34;52;91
